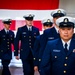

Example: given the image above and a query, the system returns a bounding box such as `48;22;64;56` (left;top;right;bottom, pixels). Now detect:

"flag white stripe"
0;9;53;20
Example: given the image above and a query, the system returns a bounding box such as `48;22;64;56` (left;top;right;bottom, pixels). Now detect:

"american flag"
0;0;59;31
0;0;59;67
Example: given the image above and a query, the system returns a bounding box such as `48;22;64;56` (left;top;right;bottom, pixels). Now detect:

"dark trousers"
22;59;34;75
1;60;11;75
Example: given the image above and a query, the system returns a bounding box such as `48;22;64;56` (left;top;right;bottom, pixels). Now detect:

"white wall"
59;0;75;17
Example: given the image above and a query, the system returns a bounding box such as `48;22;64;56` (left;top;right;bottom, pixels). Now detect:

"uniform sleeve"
14;28;21;56
0;32;1;44
40;30;48;51
10;31;15;51
12;32;15;44
33;36;40;66
37;28;40;36
40;41;51;75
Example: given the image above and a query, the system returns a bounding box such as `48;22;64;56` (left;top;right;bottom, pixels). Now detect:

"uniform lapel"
2;29;9;39
53;27;58;34
67;39;75;56
3;29;7;35
24;25;29;35
9;30;11;36
25;25;29;31
31;26;35;35
57;39;66;55
52;27;59;38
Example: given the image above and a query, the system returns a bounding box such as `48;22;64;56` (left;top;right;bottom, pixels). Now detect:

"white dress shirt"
27;26;32;31
61;39;71;50
4;28;9;33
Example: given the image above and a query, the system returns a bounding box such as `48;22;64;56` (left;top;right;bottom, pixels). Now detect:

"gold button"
8;48;9;49
29;43;31;45
64;64;67;66
29;40;31;41
65;57;68;59
1;50;3;52
24;36;26;37
7;42;9;44
55;56;57;58
7;39;9;41
39;59;41;61
64;70;66;73
33;58;36;60
29;36;31;38
7;45;9;47
29;46;31;48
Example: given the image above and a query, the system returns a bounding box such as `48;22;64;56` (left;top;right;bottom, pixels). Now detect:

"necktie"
28;28;32;35
6;30;9;39
29;27;32;31
7;31;9;34
64;43;68;54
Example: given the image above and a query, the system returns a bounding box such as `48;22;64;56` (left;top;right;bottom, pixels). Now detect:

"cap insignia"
29;14;32;17
47;19;50;22
64;18;69;23
57;10;61;13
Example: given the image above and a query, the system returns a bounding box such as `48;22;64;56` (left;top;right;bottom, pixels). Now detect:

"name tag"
48;37;54;40
22;32;26;34
53;49;61;52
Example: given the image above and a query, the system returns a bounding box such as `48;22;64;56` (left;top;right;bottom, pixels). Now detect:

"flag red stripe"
10;20;16;30
0;20;42;31
0;0;59;10
33;21;42;31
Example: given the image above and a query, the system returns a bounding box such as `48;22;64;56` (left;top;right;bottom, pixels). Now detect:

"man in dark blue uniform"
34;9;66;73
40;16;75;75
14;14;40;75
0;19;14;75
33;18;53;72
41;9;66;51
